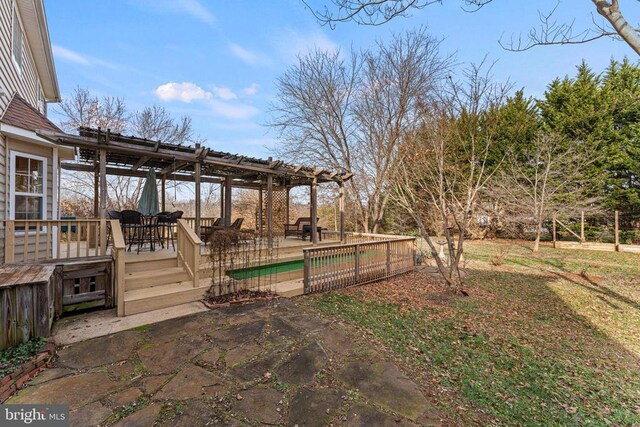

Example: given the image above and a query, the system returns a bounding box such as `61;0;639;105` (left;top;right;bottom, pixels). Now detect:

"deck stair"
122;256;209;316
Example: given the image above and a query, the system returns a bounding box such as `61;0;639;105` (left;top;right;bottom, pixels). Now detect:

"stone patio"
8;299;441;426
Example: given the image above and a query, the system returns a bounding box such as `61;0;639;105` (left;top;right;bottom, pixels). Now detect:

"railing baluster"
23;221;29;262
34;222;40;262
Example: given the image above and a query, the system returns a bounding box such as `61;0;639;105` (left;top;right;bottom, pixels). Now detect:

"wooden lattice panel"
260;189;287;236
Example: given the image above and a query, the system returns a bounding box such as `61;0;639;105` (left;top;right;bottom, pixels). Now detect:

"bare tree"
392;61;510;294
57;86;128;133
57;89;198;213
270;29;451;232
304;0;640;54
495;132;598;252
131;105;194;145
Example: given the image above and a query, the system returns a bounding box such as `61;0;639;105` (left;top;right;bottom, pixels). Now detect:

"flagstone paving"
8;298;442;426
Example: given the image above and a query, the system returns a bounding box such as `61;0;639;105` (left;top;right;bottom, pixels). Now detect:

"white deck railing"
3;219;108;263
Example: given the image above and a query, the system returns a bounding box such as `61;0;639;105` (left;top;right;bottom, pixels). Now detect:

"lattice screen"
258;189;287;236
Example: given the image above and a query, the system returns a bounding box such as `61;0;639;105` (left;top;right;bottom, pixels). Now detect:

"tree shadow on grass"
331;266;640;425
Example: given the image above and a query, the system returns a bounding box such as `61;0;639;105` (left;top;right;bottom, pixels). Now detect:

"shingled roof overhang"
36;127;351;190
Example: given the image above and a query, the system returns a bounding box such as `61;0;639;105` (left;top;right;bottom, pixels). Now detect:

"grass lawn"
311;240;640;426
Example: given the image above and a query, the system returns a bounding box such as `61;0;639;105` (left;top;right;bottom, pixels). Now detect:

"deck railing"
4;219;108;264
176;219;202;287
303;236;416;294
110;220;127;317
183;217;218;230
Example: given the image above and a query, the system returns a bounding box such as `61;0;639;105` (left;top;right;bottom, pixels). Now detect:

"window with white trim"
10;152;47;222
12;4;24;72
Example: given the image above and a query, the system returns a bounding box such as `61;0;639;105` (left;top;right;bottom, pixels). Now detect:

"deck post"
224;176;232;227
266;174;273;249
258;186;263;236
194;159;201;237
161;175;166;212
310;178;318;244
99;132;107;255
219;183;224;219
5;221;15;263
614;210;620;252
338;181;345;243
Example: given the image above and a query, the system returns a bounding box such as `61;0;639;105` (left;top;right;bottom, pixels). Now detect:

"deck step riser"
125;258;179;274
124;285;209;316
125;270;191;290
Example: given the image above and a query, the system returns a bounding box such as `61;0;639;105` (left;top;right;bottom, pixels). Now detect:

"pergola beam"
160;160;189;176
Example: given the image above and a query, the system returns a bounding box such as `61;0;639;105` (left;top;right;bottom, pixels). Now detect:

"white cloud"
211;86;237;100
178;0;215;25
154;82;259;120
228;43;273;67
209;100;259;120
53;45;120;70
275;29;339;61
243;83;259;96
53;45;90;66
155;82;212;103
131;0;214;25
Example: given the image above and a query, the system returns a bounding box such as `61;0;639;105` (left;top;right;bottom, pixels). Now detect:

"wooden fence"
553;211;640;253
4;219;107;263
303;236;416;294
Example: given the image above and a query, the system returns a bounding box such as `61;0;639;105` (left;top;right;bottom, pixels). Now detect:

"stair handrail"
176;219;202;287
110;219;127;316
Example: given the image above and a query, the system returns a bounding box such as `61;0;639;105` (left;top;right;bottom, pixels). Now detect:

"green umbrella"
137;168;159;215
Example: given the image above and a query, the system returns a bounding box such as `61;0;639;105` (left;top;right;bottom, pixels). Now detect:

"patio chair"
203;217;244;244
284;217;318;239
120;210;143;252
158;211;183;251
199;217;221;241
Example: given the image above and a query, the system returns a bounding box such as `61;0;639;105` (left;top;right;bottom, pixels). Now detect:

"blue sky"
45;0;635;158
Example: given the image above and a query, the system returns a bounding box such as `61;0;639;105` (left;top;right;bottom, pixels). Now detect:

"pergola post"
310;177;318;245
285;187;290;224
93;165;99;217
219;184;224;219
98;133;107;255
161;175;166;212
338;181;345;243
194;160;201;237
266;174;273;248
258;186;263;235
224;176;232;226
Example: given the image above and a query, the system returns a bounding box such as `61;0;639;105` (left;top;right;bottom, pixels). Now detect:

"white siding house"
0;0;73;263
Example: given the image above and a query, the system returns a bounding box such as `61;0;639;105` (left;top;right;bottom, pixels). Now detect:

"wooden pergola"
37;127;352;244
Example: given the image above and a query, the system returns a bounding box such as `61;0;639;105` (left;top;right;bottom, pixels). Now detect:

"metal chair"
120;210;143;252
158;210;183;251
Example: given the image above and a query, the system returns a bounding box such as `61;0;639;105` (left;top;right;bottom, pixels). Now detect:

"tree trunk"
533;220;542;252
594;0;640;55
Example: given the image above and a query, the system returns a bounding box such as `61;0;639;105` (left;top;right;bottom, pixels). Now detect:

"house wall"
0;0;51;264
0;0;46;113
3;137;55;262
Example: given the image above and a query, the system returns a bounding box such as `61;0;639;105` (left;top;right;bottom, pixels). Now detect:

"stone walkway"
9;299;441;426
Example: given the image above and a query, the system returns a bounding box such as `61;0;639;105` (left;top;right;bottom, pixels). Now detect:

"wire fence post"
580;211;585;243
614;210;620;252
552;215;557;248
